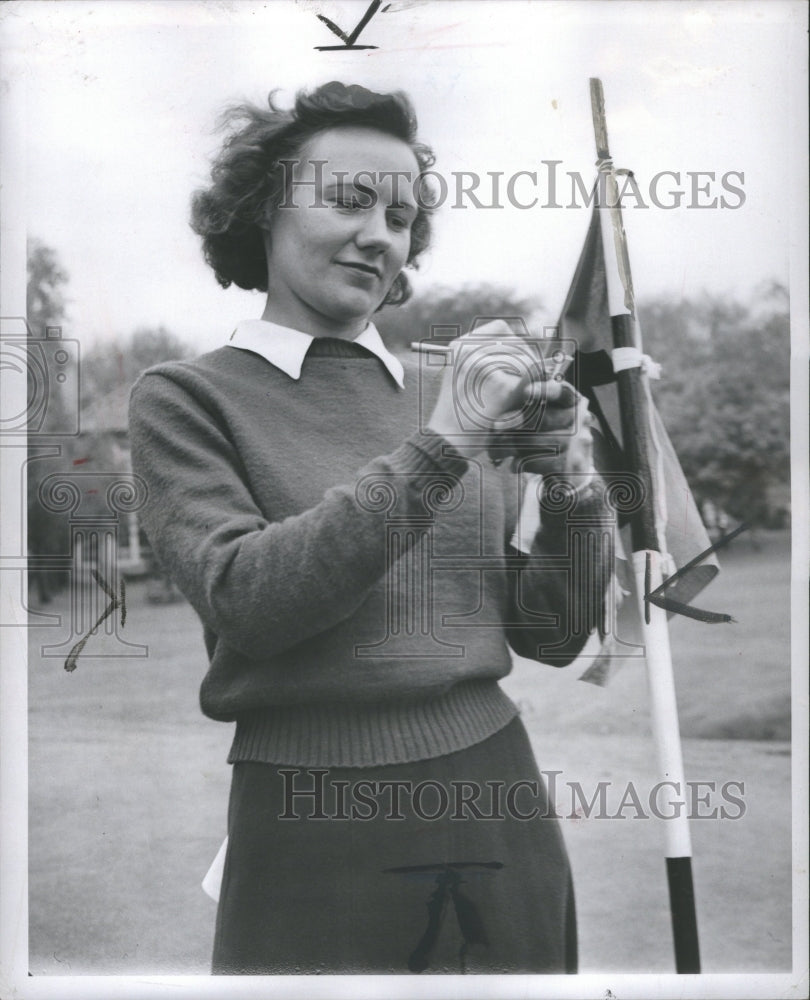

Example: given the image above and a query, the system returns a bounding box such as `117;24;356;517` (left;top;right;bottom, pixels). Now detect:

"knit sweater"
128;337;611;767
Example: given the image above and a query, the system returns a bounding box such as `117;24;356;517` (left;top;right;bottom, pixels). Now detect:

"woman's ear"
260;226;272;255
259;227;273;294
380;271;411;309
258;205;274;235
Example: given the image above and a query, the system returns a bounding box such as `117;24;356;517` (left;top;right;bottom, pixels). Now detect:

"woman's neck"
260;298;367;341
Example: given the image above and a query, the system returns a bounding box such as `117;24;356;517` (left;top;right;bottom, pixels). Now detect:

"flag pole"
588;78;701;973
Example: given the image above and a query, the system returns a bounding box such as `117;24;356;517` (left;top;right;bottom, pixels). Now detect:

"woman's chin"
321;293;384;328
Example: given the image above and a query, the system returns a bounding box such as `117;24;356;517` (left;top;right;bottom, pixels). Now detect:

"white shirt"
225;318;405;389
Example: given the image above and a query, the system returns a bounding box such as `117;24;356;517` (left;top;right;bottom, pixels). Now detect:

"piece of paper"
201;837;228;904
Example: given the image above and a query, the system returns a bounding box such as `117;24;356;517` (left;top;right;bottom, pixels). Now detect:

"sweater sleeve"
128;370;468;661
504;475;615;666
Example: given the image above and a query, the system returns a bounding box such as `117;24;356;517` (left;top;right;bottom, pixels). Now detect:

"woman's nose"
354;206;392;251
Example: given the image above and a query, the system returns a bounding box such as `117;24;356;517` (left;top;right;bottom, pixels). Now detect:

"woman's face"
263;125;421;338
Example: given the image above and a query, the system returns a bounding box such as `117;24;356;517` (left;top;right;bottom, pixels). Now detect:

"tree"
73;327;191;603
26;240;72;602
27;238;70;340
379;281;790;526
376;283;542;353
639;287;790;525
25;240;191;605
80;325;191;406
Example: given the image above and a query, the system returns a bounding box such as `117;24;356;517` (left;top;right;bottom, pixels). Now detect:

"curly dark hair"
190;81;436;307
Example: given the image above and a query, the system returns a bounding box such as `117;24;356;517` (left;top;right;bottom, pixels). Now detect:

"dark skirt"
212;716;576;975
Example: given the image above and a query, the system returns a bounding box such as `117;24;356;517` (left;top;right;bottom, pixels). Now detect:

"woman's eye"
334;198;363;210
388;214;410;232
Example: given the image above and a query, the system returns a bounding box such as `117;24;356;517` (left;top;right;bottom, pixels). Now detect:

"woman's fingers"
490;381;595;476
427;324;587;455
523;378;582;408
564;423;594;475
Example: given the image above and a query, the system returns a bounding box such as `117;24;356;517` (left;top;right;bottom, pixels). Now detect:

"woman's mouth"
337;261;382;280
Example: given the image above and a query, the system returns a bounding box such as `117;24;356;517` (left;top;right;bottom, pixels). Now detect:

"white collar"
225;319;404;388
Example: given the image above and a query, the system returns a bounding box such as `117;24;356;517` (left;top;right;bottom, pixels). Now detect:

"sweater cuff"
394;429;470;478
536;474;611;535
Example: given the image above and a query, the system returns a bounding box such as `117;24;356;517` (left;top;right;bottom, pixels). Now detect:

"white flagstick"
590;78;700;973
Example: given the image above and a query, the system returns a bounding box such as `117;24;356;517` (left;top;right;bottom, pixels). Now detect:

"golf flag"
558;78;724;973
555;199;727;684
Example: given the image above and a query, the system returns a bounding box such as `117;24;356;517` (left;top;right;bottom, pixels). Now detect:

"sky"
1;0;806;353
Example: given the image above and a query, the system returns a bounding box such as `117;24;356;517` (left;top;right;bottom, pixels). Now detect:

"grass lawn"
27;531;793;975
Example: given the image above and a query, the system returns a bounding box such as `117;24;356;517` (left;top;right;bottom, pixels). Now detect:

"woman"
129;81;612;975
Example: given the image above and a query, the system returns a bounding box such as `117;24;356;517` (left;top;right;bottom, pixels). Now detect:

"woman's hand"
495;391;595;481
426;320;594;477
426;321;545;452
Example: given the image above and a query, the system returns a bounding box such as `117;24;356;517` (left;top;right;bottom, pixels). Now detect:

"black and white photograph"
0;2;807;998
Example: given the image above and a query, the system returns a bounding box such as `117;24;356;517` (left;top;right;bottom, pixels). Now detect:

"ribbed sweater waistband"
227;679;519;768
